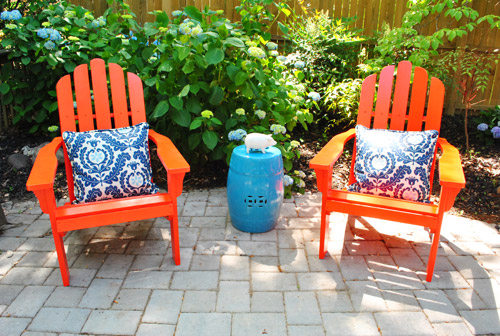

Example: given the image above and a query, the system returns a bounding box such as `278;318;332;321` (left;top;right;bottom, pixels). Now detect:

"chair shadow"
331;214;500;333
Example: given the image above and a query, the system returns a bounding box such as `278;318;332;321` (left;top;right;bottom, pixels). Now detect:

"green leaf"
225;118;237;130
202;130;218;150
169;96;183;110
224;37;245;48
194;55;208;68
182;60;195;74
278;22;289;35
21;57;30;66
120;50;132;60
171;109;191;127
209;86;224;105
226;65;240;81
180;84;190;97
206;47;224;65
142;47;155;60
159;60;173;72
64;61;76;73
189;119;203;130
186;98;202;113
235;71;248;86
177;46;191;61
184;6;203;22
211;118;222;126
188;133;201;150
218;24;228;38
152;100;169;118
0;82;10;95
242;82;254;98
47;54;58;66
145;77;157;87
431;39;440;50
294;70;305;81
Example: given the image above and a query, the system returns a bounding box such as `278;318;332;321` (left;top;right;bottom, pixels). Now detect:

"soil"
1;114;499;225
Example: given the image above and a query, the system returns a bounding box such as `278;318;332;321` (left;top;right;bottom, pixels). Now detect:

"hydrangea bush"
0;0;313;181
0;0;143;132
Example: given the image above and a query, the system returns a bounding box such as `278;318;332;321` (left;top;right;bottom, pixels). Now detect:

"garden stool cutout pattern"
227;144;284;233
309;61;465;282
26;58;190;286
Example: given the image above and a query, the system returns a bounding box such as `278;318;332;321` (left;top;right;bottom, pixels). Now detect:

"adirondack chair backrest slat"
55;59;148;202
390;61;412;131
128;72;147;125
425;77;445;131
90;59;113;130
372;65;395;129
74;63;94;131
109;63;130;128
357;74;377;127
407;66;429;131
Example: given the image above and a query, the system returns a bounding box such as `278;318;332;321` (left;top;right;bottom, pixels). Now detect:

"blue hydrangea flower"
266;42;278;50
172;10;183;17
477;123;488;131
44;40;56;50
270;124;286;135
248;47;266;59
297;179;306;188
492;126;500;139
49;30;62;41
91;17;106;28
255;110;266;120
228;129;247;141
0;10;22;21
191;25;203;37
308;92;321;102
179;23;192;35
37;28;49;39
277;55;287;63
283;175;294;187
294;61;305;69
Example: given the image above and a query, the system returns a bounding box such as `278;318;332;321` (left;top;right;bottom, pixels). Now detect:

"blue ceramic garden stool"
227;145;284;233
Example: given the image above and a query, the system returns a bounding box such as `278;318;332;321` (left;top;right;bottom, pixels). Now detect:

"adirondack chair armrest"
309;128;356;193
437;137;466;189
26;137;62;192
26;137;62;214
149;130;190;198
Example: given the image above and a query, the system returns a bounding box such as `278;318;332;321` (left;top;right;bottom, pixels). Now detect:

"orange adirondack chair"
310;61;466;282
26;58;190;286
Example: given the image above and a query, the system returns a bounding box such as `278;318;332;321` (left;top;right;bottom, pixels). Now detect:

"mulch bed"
1;114;499;225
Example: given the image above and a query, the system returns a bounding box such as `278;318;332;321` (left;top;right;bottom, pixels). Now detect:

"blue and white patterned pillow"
348;125;439;202
62;122;159;203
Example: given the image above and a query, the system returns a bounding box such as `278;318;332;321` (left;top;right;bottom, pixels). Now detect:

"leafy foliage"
0;0;313;174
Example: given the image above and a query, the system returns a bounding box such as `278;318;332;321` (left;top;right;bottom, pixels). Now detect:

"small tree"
441;48;498;152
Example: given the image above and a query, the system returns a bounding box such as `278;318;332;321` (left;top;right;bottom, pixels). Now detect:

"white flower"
255;110;266;119
308;91;321;101
283;175;294;187
248;47;266;59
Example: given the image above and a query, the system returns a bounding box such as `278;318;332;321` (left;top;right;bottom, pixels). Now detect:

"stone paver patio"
1;188;499;335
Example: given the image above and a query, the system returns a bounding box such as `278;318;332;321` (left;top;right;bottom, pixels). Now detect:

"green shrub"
0;0;313;175
286;10;366;91
284;8;369;130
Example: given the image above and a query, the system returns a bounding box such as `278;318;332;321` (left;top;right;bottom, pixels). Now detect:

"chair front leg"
319;202;330;259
